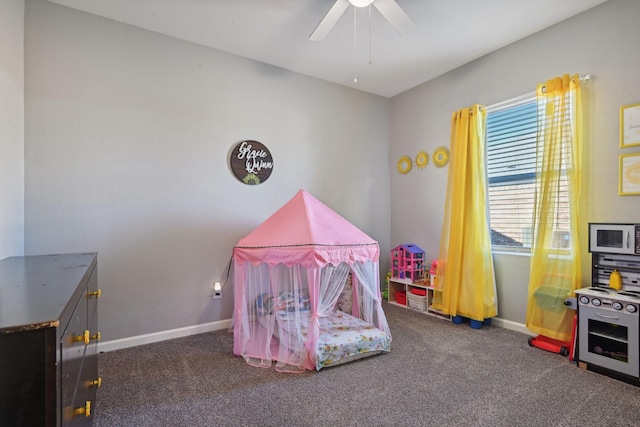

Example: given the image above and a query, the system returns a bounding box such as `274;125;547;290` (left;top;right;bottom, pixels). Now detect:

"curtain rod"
486;91;535;113
486;74;593;113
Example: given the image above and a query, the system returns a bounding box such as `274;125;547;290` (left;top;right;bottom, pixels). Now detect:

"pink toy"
390;244;425;282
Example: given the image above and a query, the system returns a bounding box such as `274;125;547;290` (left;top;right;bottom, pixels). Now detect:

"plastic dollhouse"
390;244;426;282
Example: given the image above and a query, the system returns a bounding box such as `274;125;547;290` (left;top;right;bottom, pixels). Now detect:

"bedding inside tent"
232;189;391;372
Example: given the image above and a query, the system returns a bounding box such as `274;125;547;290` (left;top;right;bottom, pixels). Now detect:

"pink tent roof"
233;189;379;267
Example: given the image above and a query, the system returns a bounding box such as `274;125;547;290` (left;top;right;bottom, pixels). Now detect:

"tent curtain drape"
433;104;498;321
526;74;584;342
233;259;391;372
350;260;387;330
305;263;349;368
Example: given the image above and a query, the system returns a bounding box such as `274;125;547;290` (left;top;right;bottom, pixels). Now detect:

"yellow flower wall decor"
415;151;429;169
397;156;412;174
433;146;450;168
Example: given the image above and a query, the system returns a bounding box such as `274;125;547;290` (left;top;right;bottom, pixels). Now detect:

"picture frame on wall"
620;103;640;147
619;152;640;196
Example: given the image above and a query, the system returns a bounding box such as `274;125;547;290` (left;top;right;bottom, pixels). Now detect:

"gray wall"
390;0;640;326
24;0;391;342
0;0;25;259
18;0;640;342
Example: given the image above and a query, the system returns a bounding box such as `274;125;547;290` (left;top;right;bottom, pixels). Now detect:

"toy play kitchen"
575;223;640;384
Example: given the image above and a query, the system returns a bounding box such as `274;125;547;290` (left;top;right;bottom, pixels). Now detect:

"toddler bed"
255;291;391;370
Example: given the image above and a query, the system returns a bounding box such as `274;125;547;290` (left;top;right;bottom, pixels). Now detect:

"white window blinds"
486;93;537;249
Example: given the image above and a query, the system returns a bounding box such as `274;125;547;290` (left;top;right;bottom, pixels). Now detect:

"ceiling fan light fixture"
349;0;373;8
310;0;414;43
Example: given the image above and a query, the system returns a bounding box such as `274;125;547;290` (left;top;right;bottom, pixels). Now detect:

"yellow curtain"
433;105;497;321
526;75;584;342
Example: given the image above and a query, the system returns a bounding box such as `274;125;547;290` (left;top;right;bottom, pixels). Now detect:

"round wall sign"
229;140;274;185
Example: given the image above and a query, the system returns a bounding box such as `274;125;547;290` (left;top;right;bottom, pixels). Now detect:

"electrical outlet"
213;281;222;299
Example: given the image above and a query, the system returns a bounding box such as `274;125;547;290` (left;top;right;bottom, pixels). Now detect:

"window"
486;93;538;251
486;92;572;252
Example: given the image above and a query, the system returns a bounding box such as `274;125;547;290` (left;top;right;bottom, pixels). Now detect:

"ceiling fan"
310;0;415;41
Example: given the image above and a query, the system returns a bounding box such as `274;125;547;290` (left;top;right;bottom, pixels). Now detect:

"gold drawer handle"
72;400;91;418
88;377;102;388
88;289;102;298
72;330;90;345
71;330;100;345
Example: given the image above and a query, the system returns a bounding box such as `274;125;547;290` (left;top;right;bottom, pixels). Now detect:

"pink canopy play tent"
233;189;391;372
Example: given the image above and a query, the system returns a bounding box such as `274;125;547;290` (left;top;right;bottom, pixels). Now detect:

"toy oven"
576;287;640;378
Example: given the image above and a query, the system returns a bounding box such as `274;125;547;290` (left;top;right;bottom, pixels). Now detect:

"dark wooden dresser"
0;253;100;426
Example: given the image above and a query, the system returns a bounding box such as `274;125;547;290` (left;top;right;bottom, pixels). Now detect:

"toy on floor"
528;335;570;357
382;271;391;299
527;314;577;359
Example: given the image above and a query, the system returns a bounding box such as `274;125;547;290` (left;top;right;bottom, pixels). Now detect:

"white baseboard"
98;316;532;353
491;317;534;336
98;318;233;353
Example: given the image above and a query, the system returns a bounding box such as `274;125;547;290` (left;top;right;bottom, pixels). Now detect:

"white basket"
407;293;427;311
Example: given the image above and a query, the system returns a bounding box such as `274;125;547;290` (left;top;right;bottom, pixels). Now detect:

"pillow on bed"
277;291;310;313
256;292;276;315
256;290;310;315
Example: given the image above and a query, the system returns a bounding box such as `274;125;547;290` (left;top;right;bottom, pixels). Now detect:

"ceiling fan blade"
310;0;350;41
373;0;415;36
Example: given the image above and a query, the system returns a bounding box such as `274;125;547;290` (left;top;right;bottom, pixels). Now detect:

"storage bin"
534;286;571;313
395;291;407;305
407;293;427;311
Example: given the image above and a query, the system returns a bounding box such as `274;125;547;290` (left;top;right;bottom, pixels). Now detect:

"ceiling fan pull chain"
353;6;358;84
368;2;372;65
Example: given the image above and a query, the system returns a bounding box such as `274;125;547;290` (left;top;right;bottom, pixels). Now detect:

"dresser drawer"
61;290;88;425
62;264;99;426
65;359;93;427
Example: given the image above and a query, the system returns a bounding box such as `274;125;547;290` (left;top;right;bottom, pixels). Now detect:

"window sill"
491;249;531;257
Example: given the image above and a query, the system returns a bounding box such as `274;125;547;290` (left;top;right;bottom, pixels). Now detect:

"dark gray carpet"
96;302;640;426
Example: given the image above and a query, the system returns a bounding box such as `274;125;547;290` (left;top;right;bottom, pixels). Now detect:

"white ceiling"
46;0;608;98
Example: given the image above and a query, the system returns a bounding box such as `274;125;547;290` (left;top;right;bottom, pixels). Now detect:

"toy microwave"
589;223;640;255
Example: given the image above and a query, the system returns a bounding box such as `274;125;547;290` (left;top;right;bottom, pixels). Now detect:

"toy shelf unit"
388;276;450;321
391;244;426;282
